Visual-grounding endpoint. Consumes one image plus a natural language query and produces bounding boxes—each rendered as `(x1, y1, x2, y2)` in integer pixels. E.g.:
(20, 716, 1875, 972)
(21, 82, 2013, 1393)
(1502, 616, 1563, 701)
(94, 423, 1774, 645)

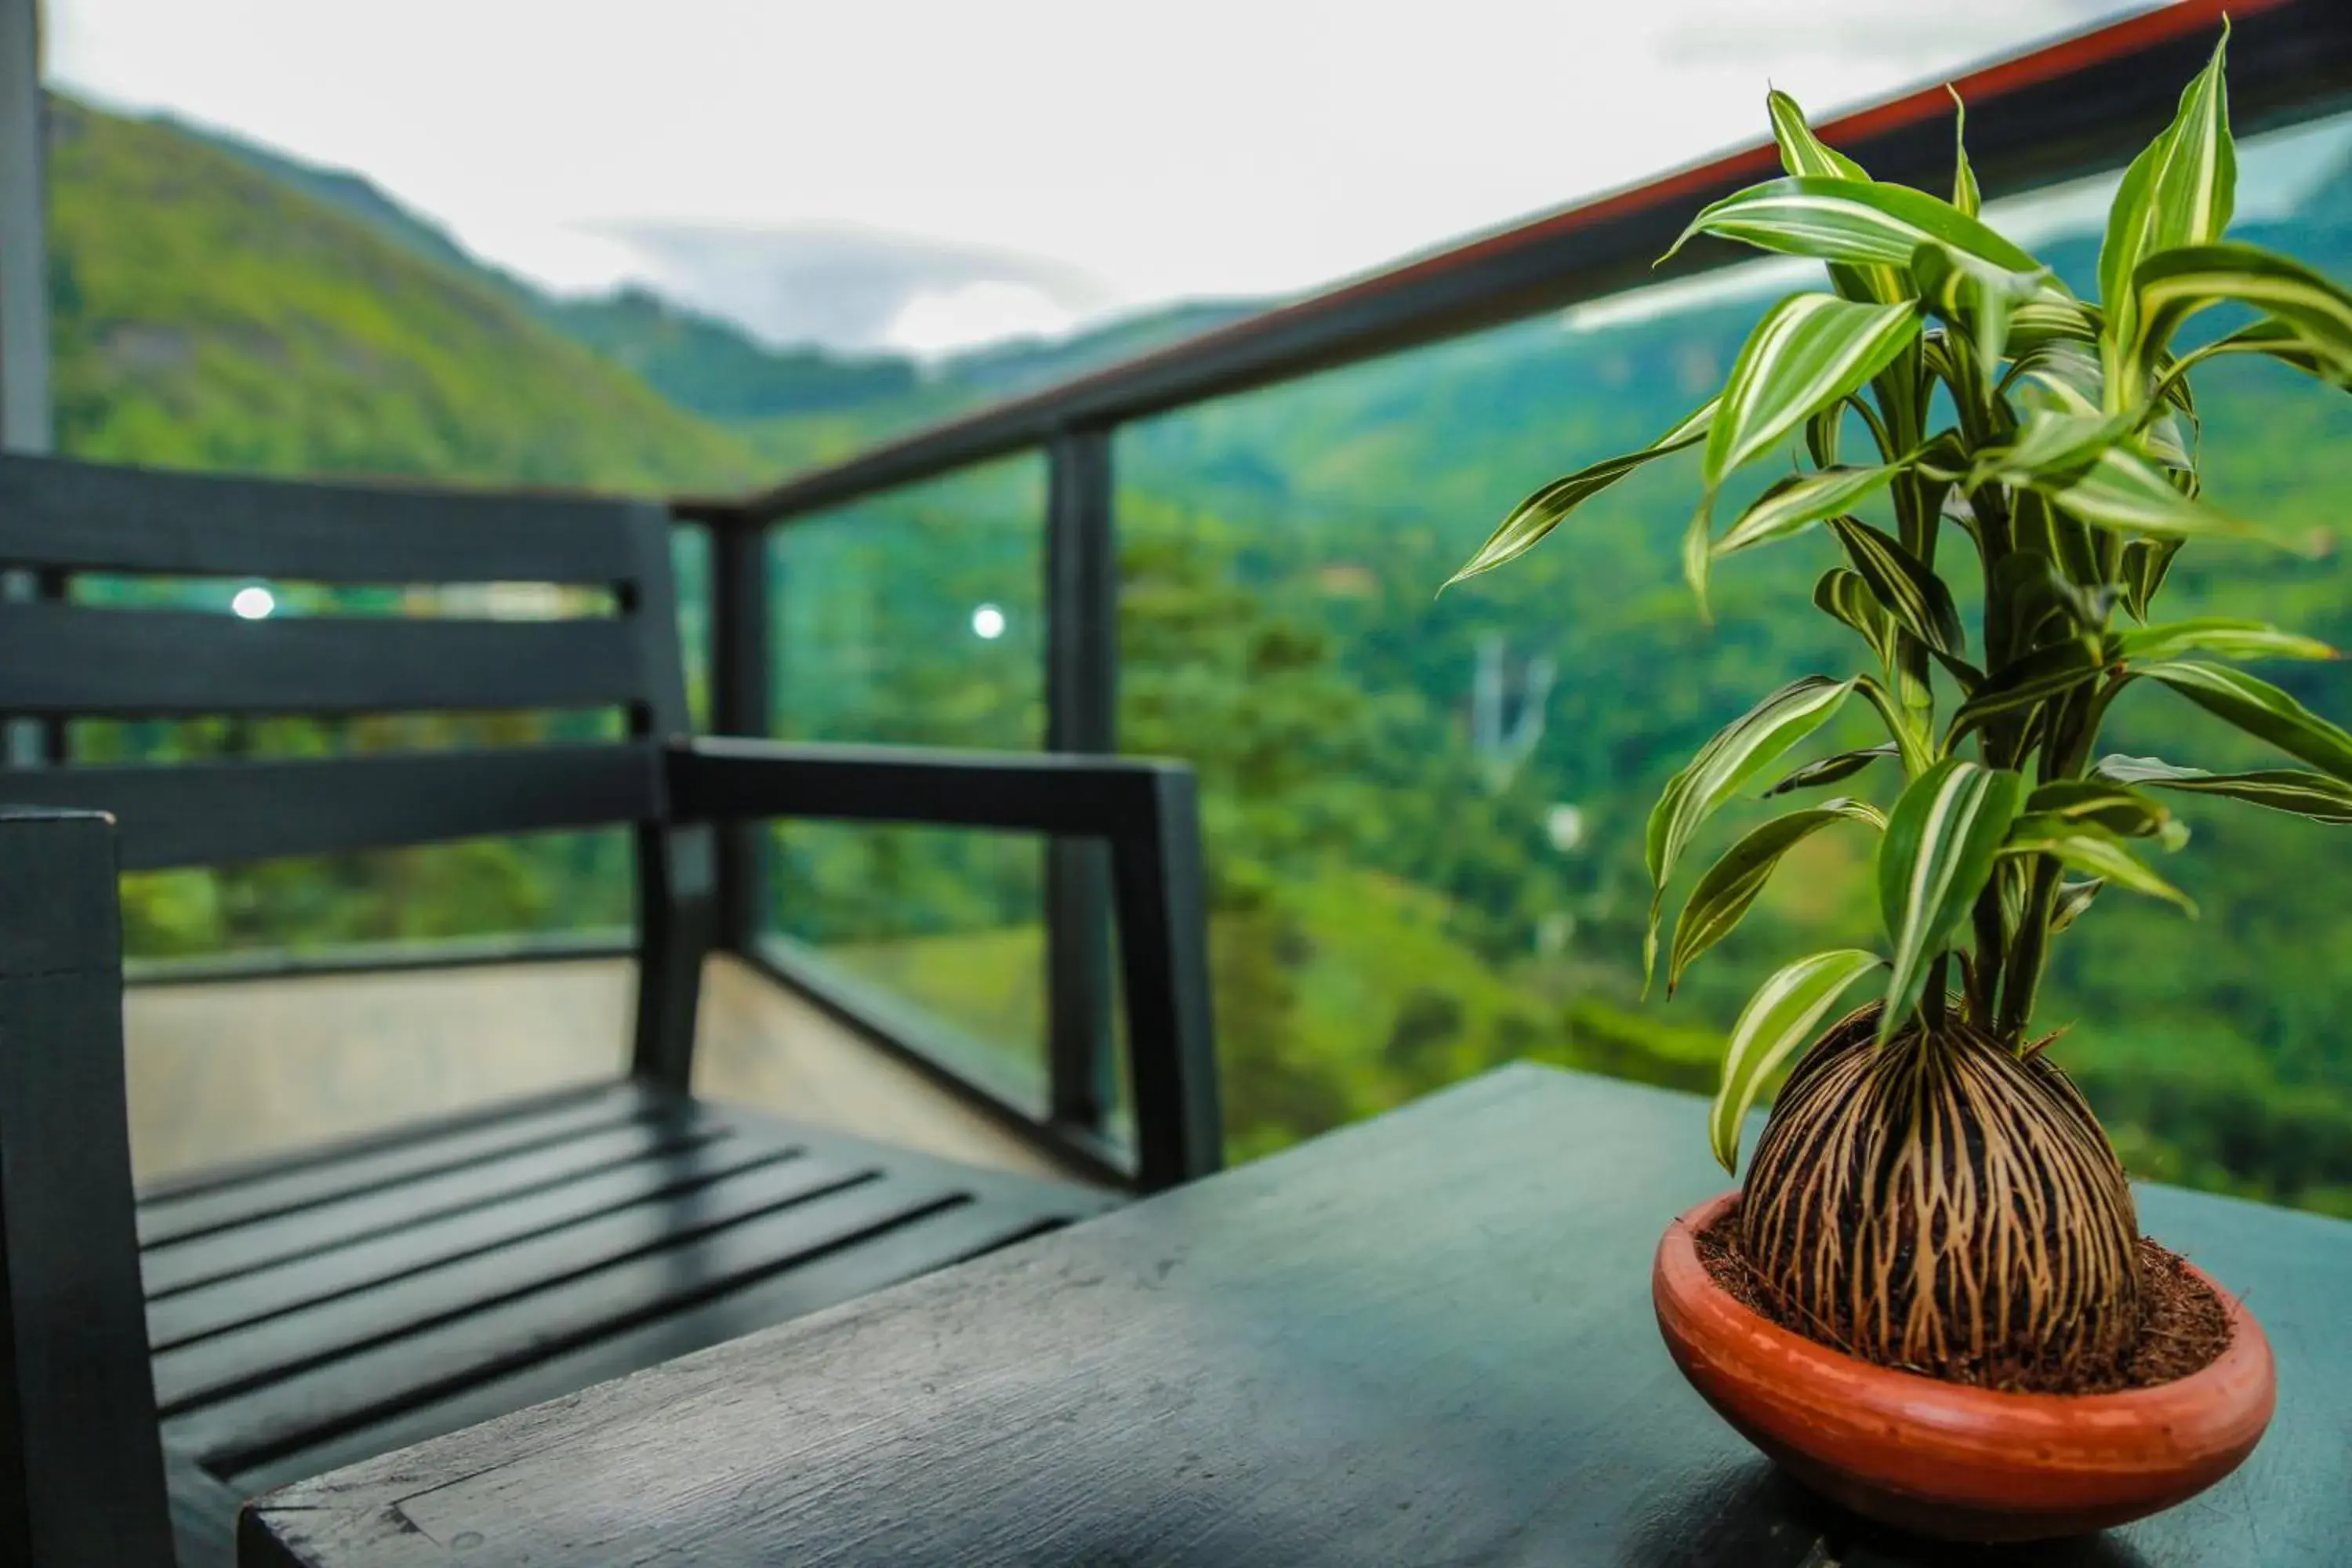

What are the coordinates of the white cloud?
(585, 222, 1107, 350)
(886, 281, 1080, 358)
(45, 0, 2181, 345)
(1651, 0, 2153, 71)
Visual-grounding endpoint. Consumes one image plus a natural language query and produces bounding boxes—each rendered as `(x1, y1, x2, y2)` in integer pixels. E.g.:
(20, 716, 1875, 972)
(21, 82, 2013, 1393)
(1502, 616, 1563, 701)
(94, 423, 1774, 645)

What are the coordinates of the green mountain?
(548, 288, 919, 420)
(162, 113, 530, 297)
(48, 96, 762, 491)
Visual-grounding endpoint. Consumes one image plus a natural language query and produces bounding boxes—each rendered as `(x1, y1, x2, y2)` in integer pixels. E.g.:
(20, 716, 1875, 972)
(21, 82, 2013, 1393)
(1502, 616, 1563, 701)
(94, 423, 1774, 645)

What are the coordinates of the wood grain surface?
(244, 1064, 2352, 1567)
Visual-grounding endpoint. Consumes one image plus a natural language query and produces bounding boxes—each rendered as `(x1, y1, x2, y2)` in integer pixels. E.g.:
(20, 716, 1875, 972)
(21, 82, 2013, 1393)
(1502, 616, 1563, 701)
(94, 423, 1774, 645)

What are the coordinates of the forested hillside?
(48, 100, 763, 489)
(46, 93, 2352, 1214)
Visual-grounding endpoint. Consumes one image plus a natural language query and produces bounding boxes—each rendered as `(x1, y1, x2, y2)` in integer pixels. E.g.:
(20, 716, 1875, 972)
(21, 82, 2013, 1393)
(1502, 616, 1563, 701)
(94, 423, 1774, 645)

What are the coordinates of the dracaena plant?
(1452, 32, 2352, 1388)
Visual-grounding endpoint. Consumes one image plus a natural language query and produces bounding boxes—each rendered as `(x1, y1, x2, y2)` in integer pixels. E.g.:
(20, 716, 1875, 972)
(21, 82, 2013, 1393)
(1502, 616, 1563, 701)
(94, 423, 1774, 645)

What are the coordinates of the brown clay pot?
(1652, 1190, 2276, 1543)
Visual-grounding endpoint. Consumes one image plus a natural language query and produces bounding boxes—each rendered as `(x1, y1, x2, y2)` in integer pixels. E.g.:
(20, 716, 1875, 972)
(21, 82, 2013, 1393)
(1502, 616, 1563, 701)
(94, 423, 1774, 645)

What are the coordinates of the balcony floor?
(124, 954, 1080, 1189)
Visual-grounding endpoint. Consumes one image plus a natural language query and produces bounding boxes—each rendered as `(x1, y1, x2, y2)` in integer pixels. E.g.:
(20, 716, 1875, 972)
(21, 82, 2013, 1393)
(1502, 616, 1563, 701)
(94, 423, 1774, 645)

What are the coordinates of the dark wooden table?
(243, 1065, 2350, 1567)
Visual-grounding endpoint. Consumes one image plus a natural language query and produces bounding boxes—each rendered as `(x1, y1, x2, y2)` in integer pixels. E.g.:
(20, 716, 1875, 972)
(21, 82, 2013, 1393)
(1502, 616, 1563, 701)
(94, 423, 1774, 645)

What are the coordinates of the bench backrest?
(0, 452, 712, 1083)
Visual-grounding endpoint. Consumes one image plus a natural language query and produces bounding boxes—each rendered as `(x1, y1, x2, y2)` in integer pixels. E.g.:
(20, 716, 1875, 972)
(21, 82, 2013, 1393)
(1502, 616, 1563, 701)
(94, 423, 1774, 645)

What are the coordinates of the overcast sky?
(46, 0, 2177, 353)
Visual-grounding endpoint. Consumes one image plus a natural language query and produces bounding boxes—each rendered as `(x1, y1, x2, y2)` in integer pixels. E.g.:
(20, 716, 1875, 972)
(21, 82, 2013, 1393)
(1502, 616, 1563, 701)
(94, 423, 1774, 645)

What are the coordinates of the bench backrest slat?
(0, 603, 649, 717)
(0, 452, 687, 866)
(0, 456, 641, 583)
(0, 744, 665, 870)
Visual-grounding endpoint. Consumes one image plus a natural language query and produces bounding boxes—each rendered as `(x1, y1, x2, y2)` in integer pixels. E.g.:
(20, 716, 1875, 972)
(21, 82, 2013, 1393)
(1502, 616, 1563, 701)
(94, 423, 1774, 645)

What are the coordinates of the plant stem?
(1995, 858, 2063, 1044)
(1969, 887, 2005, 1025)
(1925, 951, 1951, 1033)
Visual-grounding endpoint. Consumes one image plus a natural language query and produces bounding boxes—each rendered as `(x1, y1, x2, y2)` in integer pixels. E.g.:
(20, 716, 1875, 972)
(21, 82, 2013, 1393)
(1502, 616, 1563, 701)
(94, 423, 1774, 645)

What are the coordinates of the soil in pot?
(1697, 1202, 2231, 1392)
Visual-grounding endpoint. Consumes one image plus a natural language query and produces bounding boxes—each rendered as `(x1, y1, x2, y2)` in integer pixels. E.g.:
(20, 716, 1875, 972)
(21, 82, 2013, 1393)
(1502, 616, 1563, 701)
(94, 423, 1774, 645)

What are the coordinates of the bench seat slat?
(138, 1084, 666, 1247)
(151, 1137, 848, 1414)
(224, 1198, 1075, 1497)
(140, 1109, 725, 1300)
(163, 1165, 975, 1470)
(147, 1134, 793, 1353)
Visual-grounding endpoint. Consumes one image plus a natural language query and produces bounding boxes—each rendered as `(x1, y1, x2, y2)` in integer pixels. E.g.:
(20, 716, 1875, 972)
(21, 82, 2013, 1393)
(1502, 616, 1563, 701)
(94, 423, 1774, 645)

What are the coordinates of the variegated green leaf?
(2140, 412, 2195, 476)
(1709, 948, 1884, 1174)
(2025, 779, 2182, 846)
(2127, 241, 2352, 394)
(2001, 814, 2194, 913)
(2017, 368, 2105, 417)
(2119, 537, 2180, 622)
(1911, 427, 1969, 484)
(1768, 89, 1868, 181)
(1815, 568, 1901, 667)
(1667, 176, 2044, 276)
(2161, 318, 2352, 398)
(1987, 552, 2114, 660)
(1803, 402, 1842, 468)
(1446, 399, 1715, 586)
(1764, 90, 1904, 306)
(1950, 88, 1980, 217)
(2005, 339, 2106, 422)
(1947, 636, 2110, 739)
(1714, 465, 1901, 557)
(2031, 446, 2293, 549)
(2014, 336, 2216, 433)
(1668, 800, 1884, 994)
(2113, 618, 2339, 664)
(2009, 488, 2107, 590)
(1681, 500, 1716, 612)
(2095, 754, 2352, 823)
(2140, 661, 2352, 781)
(1827, 517, 1965, 656)
(1911, 240, 2045, 369)
(1704, 295, 1925, 489)
(1820, 562, 1945, 720)
(1994, 857, 2031, 943)
(1859, 676, 1940, 778)
(2051, 877, 2104, 933)
(1766, 742, 1899, 797)
(2009, 299, 2103, 353)
(1686, 295, 1924, 611)
(1972, 408, 2135, 489)
(2100, 25, 2234, 352)
(1876, 759, 2026, 1041)
(1643, 676, 1857, 982)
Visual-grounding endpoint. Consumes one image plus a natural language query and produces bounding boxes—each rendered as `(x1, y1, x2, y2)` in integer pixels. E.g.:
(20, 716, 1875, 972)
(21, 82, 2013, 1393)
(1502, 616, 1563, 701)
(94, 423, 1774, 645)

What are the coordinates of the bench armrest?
(0, 807, 176, 1565)
(663, 739, 1221, 1190)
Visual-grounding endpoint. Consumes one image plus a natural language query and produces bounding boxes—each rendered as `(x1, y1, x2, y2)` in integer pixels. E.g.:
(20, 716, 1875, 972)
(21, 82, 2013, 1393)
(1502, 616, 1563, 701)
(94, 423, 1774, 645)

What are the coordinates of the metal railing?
(677, 0, 2352, 1168)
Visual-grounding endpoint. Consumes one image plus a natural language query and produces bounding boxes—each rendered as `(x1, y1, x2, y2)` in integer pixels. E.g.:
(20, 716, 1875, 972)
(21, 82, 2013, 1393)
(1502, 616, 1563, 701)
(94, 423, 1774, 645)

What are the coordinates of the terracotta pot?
(1652, 1190, 2276, 1543)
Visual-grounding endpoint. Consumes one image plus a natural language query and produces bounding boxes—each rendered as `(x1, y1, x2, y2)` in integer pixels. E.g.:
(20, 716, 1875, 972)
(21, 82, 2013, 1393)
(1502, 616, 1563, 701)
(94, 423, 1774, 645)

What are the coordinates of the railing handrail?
(677, 0, 2351, 532)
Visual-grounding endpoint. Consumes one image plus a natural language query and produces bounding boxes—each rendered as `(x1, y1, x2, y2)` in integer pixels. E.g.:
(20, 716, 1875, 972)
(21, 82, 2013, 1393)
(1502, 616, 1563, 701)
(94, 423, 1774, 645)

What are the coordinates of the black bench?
(0, 453, 1221, 1568)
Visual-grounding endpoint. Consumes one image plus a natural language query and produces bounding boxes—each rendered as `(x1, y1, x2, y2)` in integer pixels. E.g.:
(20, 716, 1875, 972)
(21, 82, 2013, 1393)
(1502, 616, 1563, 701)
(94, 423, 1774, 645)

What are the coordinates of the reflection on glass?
(672, 524, 714, 731)
(763, 456, 1050, 1099)
(1116, 111, 2352, 1208)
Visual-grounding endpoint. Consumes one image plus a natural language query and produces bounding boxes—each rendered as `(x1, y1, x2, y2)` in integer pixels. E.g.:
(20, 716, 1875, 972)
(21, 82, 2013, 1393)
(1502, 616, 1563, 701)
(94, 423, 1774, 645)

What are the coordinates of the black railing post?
(708, 508, 772, 954)
(0, 0, 55, 770)
(1044, 426, 1118, 1138)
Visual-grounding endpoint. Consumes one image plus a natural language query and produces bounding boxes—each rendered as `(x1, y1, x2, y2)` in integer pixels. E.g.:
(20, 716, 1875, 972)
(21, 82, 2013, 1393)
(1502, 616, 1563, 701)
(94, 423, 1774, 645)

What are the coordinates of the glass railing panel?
(761, 453, 1051, 1106)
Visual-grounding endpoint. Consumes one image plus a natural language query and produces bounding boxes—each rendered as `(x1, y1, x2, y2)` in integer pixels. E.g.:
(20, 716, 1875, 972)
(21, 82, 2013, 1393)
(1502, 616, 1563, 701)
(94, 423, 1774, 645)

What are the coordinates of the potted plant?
(1450, 31, 2349, 1543)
